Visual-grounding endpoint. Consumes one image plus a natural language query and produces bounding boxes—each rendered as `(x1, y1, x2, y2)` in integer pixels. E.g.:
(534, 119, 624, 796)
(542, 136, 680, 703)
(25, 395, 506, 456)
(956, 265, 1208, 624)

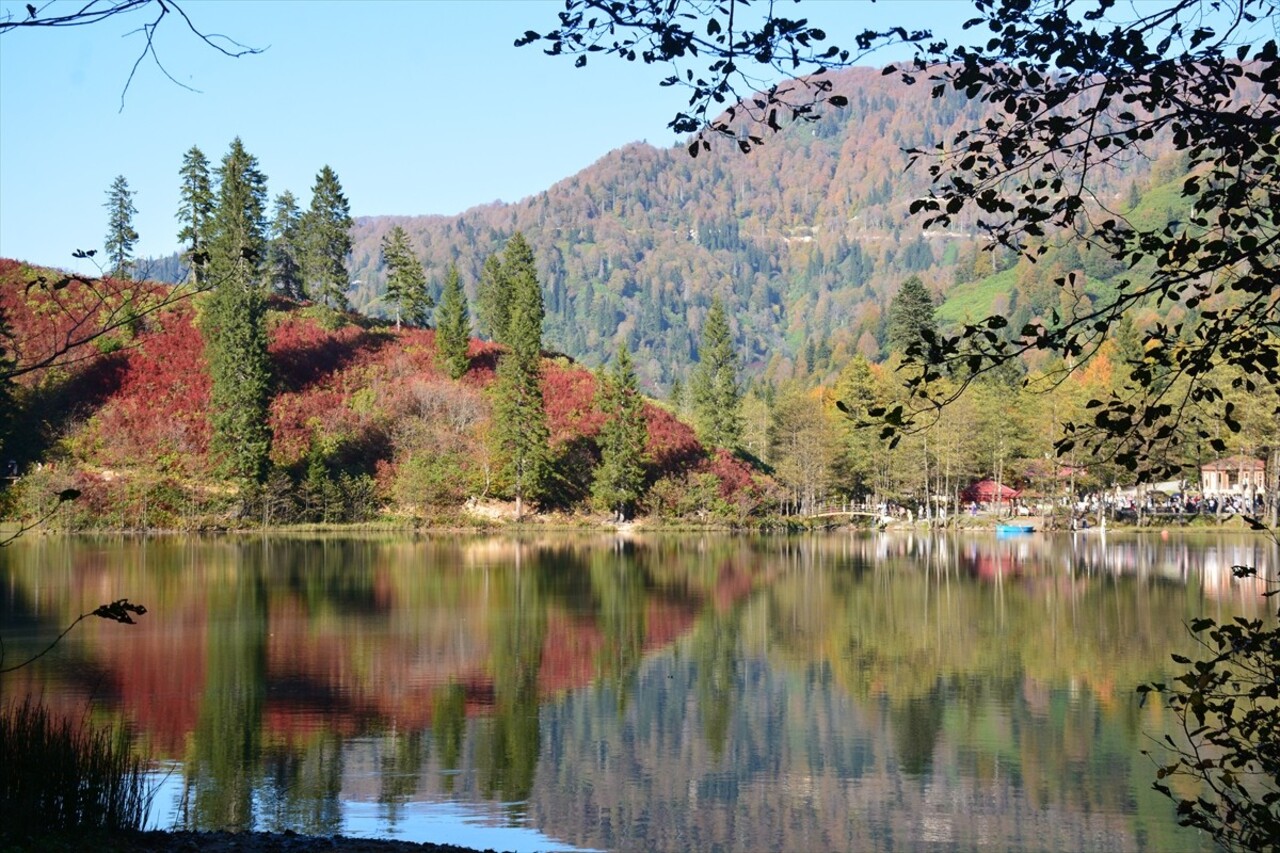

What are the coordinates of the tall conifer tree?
(690, 297, 742, 448)
(592, 345, 649, 520)
(176, 145, 214, 288)
(490, 235, 549, 519)
(476, 253, 510, 342)
(204, 137, 272, 487)
(268, 191, 305, 300)
(103, 175, 139, 280)
(886, 275, 938, 356)
(301, 165, 353, 310)
(380, 225, 432, 329)
(435, 264, 471, 379)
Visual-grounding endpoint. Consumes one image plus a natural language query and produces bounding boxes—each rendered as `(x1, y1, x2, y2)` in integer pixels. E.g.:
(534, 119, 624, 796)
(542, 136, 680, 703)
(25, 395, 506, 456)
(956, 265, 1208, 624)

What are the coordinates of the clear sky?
(0, 0, 974, 273)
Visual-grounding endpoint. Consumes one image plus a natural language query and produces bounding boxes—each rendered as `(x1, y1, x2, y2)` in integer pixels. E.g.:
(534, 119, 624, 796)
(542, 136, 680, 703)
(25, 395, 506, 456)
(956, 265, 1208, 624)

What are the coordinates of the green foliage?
(489, 235, 550, 517)
(1139, 565, 1280, 852)
(522, 0, 1280, 478)
(268, 190, 305, 300)
(886, 274, 937, 357)
(103, 175, 138, 280)
(645, 471, 733, 521)
(690, 297, 742, 449)
(207, 137, 268, 294)
(475, 253, 509, 342)
(591, 345, 649, 519)
(204, 137, 272, 488)
(394, 451, 479, 510)
(0, 696, 150, 834)
(176, 145, 214, 288)
(434, 264, 472, 379)
(380, 225, 432, 328)
(301, 165, 353, 311)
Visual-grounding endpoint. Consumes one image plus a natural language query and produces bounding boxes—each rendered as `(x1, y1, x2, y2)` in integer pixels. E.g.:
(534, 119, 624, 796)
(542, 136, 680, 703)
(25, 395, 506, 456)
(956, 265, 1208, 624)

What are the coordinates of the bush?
(0, 697, 151, 834)
(1139, 565, 1280, 852)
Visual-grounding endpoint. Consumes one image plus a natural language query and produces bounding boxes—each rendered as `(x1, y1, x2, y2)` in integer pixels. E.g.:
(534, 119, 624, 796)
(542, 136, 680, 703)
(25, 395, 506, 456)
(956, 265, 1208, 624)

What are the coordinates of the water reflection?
(0, 532, 1274, 851)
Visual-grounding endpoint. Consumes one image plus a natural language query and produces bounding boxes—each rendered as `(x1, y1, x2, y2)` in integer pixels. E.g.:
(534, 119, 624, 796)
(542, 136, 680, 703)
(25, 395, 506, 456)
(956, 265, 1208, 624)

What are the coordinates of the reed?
(0, 696, 151, 833)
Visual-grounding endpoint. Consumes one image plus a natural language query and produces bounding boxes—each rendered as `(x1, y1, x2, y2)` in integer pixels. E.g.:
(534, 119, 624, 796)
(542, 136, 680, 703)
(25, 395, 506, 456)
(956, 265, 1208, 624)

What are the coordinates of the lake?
(1, 531, 1275, 851)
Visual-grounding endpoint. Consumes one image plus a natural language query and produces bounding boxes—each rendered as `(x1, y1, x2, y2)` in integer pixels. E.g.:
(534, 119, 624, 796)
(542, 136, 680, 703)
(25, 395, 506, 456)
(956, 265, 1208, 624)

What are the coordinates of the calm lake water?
(1, 531, 1275, 851)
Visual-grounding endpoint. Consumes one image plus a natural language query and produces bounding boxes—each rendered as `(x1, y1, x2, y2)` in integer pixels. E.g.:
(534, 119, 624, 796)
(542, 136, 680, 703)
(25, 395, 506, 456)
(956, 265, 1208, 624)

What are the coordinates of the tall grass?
(0, 696, 151, 833)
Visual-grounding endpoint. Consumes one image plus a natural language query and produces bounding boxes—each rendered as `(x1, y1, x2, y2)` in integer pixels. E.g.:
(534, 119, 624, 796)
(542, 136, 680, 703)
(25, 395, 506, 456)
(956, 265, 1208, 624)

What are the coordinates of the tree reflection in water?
(0, 532, 1272, 850)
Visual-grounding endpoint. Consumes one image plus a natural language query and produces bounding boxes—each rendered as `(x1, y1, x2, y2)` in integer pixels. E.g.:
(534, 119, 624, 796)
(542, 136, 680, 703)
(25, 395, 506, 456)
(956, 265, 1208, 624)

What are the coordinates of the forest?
(0, 66, 1275, 530)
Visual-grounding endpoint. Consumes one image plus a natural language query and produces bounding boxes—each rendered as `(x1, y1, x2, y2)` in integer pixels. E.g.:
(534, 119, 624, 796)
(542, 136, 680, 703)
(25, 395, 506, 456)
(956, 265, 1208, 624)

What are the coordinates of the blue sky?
(0, 1, 974, 273)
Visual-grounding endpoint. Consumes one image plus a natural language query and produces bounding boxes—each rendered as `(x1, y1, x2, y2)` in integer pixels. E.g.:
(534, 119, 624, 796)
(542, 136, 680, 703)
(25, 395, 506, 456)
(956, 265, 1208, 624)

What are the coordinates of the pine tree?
(435, 264, 471, 379)
(103, 175, 139, 280)
(268, 191, 305, 300)
(886, 274, 938, 356)
(301, 165, 353, 311)
(204, 137, 272, 487)
(176, 145, 214, 288)
(690, 297, 743, 448)
(592, 345, 649, 520)
(489, 235, 549, 519)
(380, 225, 432, 329)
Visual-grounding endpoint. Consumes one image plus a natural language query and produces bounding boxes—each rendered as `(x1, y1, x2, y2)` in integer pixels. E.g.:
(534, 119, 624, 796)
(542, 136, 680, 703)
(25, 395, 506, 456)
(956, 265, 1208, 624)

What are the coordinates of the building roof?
(1201, 455, 1266, 472)
(960, 479, 1021, 501)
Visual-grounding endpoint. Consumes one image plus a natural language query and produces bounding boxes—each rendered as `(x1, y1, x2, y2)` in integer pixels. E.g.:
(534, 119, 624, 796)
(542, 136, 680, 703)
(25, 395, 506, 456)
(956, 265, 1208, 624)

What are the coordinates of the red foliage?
(543, 363, 605, 446)
(643, 404, 703, 474)
(0, 259, 172, 384)
(269, 315, 395, 393)
(75, 306, 212, 471)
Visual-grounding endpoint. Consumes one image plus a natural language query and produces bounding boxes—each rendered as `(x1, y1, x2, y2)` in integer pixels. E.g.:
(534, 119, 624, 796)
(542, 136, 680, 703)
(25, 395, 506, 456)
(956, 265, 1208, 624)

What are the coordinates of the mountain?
(345, 66, 1174, 391)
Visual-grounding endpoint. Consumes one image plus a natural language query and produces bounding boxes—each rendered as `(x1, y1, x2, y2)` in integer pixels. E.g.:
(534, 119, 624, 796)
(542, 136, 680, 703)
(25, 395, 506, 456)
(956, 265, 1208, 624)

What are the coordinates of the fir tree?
(500, 233, 541, 341)
(477, 232, 540, 345)
(489, 235, 549, 519)
(690, 297, 742, 448)
(103, 174, 139, 280)
(204, 137, 272, 487)
(592, 345, 649, 520)
(886, 275, 938, 356)
(476, 253, 510, 342)
(268, 191, 305, 300)
(207, 137, 268, 293)
(301, 165, 353, 311)
(176, 145, 214, 288)
(435, 264, 471, 379)
(380, 225, 432, 329)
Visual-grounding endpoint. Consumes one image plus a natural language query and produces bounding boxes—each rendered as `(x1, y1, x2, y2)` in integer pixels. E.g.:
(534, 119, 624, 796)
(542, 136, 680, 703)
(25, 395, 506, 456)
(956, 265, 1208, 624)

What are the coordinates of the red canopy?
(961, 479, 1021, 503)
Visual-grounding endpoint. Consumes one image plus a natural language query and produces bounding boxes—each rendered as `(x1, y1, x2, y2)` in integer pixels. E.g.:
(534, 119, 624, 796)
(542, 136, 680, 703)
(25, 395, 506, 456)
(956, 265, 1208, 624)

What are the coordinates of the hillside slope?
(344, 66, 1174, 389)
(1, 260, 768, 529)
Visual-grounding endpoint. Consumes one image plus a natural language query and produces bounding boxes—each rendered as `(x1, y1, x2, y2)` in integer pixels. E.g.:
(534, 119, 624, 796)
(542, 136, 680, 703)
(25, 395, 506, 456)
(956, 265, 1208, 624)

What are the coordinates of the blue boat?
(996, 523, 1036, 535)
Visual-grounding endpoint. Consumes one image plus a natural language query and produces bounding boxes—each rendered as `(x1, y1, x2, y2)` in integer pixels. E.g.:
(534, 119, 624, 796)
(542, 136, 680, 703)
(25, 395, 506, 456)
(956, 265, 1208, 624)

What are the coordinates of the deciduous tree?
(524, 0, 1280, 476)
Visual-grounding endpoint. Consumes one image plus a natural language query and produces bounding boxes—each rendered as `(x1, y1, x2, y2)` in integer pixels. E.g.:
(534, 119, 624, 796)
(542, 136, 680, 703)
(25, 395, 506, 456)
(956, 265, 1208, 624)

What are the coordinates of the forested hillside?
(343, 66, 1176, 390)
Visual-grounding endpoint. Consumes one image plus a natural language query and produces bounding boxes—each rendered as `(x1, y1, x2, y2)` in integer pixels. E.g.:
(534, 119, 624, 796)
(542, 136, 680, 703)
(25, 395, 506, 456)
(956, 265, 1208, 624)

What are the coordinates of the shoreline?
(2, 829, 502, 853)
(0, 511, 1268, 538)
